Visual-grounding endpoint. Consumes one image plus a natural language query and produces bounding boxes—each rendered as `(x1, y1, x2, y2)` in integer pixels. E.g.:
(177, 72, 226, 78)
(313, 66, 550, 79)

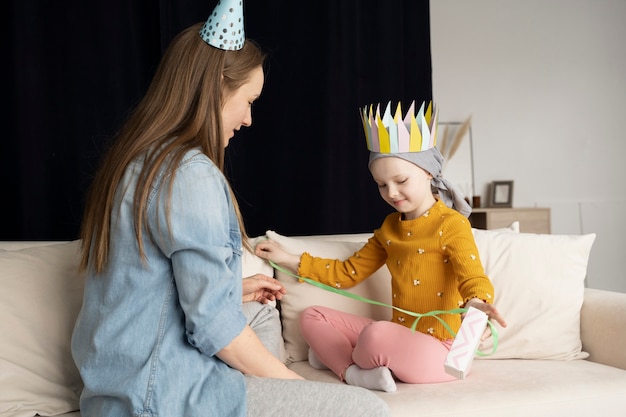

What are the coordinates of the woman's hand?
(464, 298, 507, 340)
(254, 239, 301, 272)
(242, 274, 287, 304)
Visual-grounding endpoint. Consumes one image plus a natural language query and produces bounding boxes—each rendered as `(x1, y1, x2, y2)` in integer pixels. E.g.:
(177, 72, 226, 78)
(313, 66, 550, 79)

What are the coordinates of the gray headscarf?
(368, 147, 472, 217)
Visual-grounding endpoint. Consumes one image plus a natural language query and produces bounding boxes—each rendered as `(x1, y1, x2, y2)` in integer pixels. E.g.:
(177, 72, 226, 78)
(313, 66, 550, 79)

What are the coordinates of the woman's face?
(221, 66, 264, 147)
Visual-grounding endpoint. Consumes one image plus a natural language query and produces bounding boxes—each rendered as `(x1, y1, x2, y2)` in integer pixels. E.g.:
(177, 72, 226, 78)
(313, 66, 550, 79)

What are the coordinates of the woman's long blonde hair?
(80, 23, 266, 273)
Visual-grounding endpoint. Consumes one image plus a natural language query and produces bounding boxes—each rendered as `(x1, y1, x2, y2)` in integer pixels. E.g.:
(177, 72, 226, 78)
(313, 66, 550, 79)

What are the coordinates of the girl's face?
(369, 156, 436, 220)
(221, 66, 264, 147)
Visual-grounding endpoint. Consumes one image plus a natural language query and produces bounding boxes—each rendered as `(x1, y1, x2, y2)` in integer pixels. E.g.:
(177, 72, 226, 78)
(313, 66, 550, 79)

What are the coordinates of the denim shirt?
(71, 149, 248, 417)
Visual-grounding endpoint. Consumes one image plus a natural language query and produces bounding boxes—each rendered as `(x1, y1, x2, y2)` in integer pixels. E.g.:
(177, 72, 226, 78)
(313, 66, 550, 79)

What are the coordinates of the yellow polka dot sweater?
(298, 200, 494, 341)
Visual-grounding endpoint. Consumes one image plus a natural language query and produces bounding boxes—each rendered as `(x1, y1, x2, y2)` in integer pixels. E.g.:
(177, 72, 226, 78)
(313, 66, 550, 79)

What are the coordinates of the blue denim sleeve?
(148, 152, 246, 356)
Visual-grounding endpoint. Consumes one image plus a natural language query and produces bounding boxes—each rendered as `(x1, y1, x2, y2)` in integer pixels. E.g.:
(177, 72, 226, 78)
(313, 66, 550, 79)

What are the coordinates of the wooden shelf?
(469, 207, 551, 234)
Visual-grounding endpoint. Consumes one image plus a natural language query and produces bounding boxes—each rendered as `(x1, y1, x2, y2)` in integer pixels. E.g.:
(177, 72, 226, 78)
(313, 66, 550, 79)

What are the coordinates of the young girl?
(255, 101, 507, 392)
(70, 2, 390, 416)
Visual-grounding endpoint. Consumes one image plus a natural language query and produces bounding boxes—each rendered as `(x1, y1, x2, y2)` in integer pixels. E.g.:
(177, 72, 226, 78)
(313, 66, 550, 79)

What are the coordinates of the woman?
(71, 15, 389, 417)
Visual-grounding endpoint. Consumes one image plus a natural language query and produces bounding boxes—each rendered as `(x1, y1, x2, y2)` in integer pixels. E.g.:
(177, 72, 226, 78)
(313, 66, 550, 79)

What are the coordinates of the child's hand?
(254, 239, 301, 272)
(464, 298, 507, 340)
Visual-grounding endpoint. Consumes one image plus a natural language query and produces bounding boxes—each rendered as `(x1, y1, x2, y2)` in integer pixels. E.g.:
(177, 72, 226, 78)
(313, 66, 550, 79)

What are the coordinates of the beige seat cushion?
(288, 358, 626, 417)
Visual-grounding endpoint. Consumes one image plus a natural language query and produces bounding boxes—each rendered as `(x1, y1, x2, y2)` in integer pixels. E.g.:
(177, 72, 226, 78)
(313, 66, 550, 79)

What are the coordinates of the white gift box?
(444, 306, 488, 379)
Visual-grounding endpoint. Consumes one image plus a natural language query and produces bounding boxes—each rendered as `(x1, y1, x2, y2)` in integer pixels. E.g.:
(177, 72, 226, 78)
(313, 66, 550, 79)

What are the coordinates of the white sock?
(308, 348, 329, 370)
(344, 364, 397, 392)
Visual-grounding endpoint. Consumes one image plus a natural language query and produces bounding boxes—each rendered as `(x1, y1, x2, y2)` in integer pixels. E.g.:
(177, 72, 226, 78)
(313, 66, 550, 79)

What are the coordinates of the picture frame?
(489, 181, 514, 208)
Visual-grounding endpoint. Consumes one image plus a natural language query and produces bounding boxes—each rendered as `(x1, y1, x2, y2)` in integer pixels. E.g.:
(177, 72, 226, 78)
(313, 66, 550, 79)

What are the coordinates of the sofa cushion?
(265, 225, 595, 363)
(287, 358, 626, 416)
(242, 237, 275, 279)
(473, 229, 596, 360)
(265, 231, 392, 362)
(0, 241, 84, 417)
(0, 238, 282, 417)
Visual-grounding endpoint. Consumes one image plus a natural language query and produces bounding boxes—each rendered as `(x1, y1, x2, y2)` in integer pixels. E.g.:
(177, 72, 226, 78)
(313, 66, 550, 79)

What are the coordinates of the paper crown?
(200, 0, 245, 51)
(360, 100, 439, 153)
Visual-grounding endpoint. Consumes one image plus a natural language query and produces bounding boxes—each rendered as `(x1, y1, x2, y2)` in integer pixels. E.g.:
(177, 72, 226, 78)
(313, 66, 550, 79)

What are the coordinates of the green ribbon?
(270, 260, 498, 356)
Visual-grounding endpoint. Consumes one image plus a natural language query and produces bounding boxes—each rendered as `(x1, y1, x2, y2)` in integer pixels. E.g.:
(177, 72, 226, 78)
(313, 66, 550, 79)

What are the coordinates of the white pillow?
(264, 224, 595, 362)
(266, 226, 518, 363)
(0, 241, 84, 417)
(474, 229, 596, 360)
(242, 236, 275, 279)
(264, 230, 392, 362)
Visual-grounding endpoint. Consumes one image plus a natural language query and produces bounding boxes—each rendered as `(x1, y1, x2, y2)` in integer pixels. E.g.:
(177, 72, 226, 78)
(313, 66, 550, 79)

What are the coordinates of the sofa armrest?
(580, 288, 626, 370)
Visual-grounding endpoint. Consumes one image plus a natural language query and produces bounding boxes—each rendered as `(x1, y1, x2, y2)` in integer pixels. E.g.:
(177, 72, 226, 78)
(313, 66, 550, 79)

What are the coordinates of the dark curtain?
(4, 0, 432, 240)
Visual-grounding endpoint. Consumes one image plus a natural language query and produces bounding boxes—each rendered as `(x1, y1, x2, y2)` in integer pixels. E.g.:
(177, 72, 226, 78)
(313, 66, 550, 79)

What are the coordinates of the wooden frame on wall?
(438, 120, 475, 202)
(489, 181, 514, 208)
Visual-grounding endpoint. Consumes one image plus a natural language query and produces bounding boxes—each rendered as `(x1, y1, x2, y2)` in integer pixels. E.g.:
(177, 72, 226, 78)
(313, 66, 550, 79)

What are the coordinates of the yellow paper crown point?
(360, 100, 438, 153)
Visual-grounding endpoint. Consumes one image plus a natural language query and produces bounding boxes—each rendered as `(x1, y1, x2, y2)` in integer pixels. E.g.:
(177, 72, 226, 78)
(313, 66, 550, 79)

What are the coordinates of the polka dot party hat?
(200, 0, 244, 51)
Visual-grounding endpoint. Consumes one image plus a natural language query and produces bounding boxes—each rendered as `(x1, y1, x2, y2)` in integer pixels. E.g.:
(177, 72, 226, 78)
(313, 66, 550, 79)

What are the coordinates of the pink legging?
(299, 305, 457, 384)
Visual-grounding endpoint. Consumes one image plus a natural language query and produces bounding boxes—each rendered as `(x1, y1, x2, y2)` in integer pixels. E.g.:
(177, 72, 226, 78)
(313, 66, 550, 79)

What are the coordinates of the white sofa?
(2, 224, 626, 417)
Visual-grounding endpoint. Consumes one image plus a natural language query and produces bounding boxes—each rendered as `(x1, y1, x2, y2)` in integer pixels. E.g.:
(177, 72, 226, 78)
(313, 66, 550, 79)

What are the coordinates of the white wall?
(430, 0, 626, 292)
